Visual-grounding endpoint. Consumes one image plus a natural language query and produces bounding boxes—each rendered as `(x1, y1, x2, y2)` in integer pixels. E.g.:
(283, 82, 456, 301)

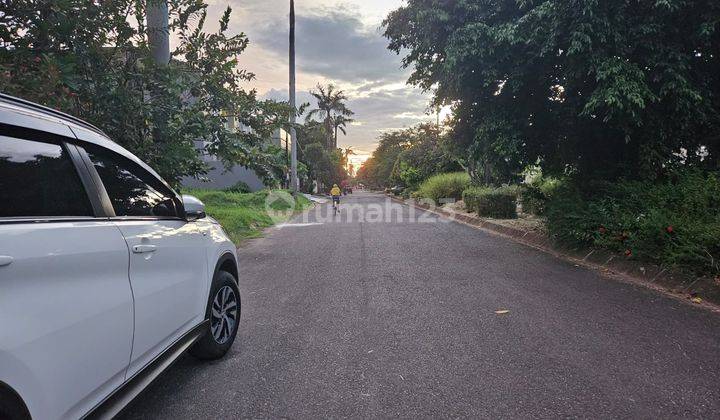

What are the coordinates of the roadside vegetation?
(184, 189, 312, 243)
(2, 0, 352, 250)
(290, 83, 354, 194)
(416, 172, 470, 204)
(0, 1, 293, 186)
(356, 0, 720, 278)
(463, 186, 519, 219)
(0, 2, 352, 195)
(546, 171, 720, 276)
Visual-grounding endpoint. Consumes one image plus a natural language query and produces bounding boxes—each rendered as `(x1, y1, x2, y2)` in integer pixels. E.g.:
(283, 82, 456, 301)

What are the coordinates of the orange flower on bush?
(666, 226, 674, 234)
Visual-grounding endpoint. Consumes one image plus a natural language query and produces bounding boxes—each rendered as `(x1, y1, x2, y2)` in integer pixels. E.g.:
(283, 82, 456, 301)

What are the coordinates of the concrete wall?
(182, 161, 266, 191)
(182, 128, 291, 192)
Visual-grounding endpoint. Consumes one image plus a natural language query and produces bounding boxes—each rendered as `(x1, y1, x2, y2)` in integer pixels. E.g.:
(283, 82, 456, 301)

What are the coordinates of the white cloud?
(197, 1, 430, 151)
(252, 8, 410, 85)
(392, 112, 431, 120)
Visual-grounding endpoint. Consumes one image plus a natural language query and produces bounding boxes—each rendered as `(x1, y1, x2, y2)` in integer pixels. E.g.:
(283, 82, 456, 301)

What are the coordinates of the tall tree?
(306, 83, 353, 149)
(384, 0, 720, 183)
(356, 124, 460, 189)
(296, 121, 348, 191)
(342, 147, 356, 161)
(392, 123, 460, 187)
(341, 146, 355, 176)
(333, 114, 355, 147)
(356, 130, 407, 188)
(0, 0, 292, 186)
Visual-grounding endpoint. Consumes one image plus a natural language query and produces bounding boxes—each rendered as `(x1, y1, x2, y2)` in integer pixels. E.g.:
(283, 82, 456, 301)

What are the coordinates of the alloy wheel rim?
(211, 286, 238, 345)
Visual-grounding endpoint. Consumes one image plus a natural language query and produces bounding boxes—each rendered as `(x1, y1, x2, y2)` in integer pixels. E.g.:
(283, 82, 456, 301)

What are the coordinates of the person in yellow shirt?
(330, 184, 342, 210)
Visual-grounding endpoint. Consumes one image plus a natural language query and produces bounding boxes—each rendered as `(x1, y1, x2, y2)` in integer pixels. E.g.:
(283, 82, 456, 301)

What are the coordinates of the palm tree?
(342, 146, 356, 175)
(342, 147, 356, 161)
(306, 84, 353, 149)
(332, 114, 355, 147)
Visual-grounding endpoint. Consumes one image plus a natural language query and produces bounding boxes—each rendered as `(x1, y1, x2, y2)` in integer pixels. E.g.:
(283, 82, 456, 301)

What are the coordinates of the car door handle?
(132, 245, 157, 254)
(0, 256, 13, 267)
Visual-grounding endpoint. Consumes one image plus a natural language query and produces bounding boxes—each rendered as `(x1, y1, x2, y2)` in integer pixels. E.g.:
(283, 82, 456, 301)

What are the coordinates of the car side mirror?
(182, 195, 206, 221)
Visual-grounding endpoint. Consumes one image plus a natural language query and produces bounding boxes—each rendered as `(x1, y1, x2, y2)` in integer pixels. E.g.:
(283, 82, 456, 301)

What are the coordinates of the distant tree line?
(356, 123, 460, 189)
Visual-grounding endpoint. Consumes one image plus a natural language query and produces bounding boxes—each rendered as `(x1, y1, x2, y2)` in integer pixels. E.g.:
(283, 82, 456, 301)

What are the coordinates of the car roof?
(0, 93, 106, 136)
(0, 93, 174, 193)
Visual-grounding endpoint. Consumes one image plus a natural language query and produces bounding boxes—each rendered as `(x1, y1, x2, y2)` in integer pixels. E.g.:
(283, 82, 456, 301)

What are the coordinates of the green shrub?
(546, 170, 720, 275)
(223, 181, 251, 194)
(521, 176, 561, 215)
(398, 162, 423, 190)
(462, 186, 482, 211)
(463, 186, 518, 218)
(417, 172, 470, 204)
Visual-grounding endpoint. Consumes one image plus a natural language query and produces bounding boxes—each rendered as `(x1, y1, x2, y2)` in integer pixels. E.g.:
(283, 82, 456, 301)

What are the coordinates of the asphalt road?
(120, 191, 720, 419)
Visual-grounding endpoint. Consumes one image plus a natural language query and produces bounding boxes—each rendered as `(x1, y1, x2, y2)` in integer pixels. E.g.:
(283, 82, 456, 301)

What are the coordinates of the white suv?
(0, 94, 241, 419)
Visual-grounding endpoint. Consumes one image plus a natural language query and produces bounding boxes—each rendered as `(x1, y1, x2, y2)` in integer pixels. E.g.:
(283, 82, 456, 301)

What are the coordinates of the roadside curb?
(388, 194, 720, 311)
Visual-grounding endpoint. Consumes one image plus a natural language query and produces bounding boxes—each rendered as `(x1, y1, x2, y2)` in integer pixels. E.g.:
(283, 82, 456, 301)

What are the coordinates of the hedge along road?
(120, 190, 720, 419)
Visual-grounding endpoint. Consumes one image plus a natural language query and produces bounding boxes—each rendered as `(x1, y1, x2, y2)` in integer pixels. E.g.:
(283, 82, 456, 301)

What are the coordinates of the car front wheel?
(190, 271, 241, 360)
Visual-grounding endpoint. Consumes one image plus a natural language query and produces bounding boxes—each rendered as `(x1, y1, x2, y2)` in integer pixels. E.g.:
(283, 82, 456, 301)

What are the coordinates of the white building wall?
(181, 127, 290, 192)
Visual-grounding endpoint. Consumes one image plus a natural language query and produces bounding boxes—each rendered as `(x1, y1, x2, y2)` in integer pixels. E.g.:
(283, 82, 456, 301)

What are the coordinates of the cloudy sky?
(198, 0, 438, 167)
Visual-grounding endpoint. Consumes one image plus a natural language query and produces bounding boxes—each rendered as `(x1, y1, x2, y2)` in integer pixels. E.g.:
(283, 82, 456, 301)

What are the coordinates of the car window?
(83, 144, 180, 218)
(0, 136, 93, 218)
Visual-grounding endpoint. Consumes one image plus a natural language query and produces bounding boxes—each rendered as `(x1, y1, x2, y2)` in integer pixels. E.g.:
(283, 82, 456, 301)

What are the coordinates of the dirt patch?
(443, 201, 547, 235)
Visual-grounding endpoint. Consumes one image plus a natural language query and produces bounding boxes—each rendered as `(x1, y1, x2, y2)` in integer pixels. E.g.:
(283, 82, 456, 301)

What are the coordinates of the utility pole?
(147, 0, 170, 66)
(289, 0, 299, 194)
(147, 0, 170, 143)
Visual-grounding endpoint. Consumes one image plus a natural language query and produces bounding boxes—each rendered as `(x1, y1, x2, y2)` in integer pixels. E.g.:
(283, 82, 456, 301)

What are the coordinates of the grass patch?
(183, 189, 312, 243)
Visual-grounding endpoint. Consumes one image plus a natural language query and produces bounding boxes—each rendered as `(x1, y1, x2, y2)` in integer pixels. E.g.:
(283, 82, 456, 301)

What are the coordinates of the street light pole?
(289, 0, 298, 194)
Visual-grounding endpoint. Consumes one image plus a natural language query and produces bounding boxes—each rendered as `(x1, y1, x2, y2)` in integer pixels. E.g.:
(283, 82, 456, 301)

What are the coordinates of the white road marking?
(275, 222, 324, 228)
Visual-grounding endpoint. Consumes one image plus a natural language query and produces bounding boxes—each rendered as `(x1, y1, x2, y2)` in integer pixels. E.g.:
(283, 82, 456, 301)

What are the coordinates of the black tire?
(0, 388, 30, 420)
(190, 271, 241, 360)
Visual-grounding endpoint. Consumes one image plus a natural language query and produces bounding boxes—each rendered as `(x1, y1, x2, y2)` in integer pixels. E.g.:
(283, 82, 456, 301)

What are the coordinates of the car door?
(0, 133, 133, 420)
(77, 142, 210, 377)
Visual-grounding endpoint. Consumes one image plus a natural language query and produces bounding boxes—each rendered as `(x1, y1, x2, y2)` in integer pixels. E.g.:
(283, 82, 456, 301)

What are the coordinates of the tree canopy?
(356, 123, 459, 189)
(0, 0, 292, 186)
(296, 120, 348, 191)
(306, 83, 354, 149)
(383, 0, 720, 183)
